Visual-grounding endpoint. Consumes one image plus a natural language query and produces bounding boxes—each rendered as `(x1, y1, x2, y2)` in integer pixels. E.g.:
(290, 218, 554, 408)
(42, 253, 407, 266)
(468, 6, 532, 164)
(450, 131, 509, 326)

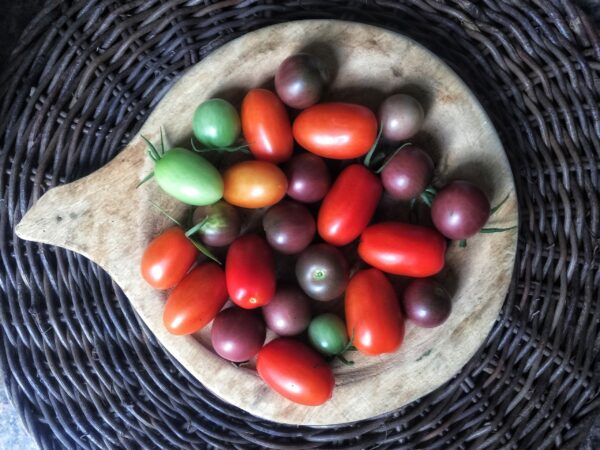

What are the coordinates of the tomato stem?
(136, 171, 154, 188)
(150, 201, 185, 227)
(191, 138, 250, 154)
(490, 193, 510, 214)
(459, 239, 467, 248)
(185, 217, 209, 238)
(479, 226, 517, 233)
(336, 354, 354, 366)
(363, 126, 383, 169)
(374, 142, 412, 174)
(141, 135, 161, 161)
(188, 236, 222, 265)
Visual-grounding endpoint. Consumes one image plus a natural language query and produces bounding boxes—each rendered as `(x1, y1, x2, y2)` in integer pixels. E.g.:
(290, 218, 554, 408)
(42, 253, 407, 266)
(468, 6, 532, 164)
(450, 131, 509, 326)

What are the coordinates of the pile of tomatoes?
(140, 53, 505, 406)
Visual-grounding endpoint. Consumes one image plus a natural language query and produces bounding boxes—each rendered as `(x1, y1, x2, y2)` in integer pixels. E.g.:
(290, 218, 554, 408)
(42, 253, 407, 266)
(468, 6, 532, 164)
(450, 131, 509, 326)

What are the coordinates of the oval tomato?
(257, 338, 334, 406)
(345, 268, 404, 355)
(242, 88, 293, 163)
(293, 103, 378, 159)
(163, 263, 228, 335)
(358, 222, 447, 277)
(223, 160, 288, 208)
(318, 164, 382, 246)
(141, 227, 198, 289)
(226, 234, 276, 308)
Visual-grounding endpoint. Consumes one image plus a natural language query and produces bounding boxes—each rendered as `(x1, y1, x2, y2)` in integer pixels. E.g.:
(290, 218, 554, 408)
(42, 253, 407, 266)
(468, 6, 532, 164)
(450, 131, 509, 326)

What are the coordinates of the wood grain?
(15, 20, 518, 425)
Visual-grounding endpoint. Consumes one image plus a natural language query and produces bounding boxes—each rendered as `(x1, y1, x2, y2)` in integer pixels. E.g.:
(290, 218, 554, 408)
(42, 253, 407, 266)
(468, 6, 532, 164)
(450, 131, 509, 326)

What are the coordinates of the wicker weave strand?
(1, 1, 599, 449)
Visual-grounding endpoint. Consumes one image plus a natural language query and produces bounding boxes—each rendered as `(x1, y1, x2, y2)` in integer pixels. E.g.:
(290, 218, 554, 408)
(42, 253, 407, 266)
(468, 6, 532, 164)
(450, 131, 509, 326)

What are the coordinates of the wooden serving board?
(15, 20, 518, 426)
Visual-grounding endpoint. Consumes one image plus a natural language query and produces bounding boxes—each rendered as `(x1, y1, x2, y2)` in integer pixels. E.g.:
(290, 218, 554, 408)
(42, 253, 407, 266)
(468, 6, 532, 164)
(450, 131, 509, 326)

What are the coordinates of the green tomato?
(193, 98, 241, 148)
(154, 148, 223, 205)
(308, 313, 349, 356)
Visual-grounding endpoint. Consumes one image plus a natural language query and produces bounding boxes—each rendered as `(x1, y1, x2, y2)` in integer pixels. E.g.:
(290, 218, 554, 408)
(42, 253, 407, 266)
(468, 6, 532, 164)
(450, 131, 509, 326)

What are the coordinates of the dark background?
(0, 1, 598, 448)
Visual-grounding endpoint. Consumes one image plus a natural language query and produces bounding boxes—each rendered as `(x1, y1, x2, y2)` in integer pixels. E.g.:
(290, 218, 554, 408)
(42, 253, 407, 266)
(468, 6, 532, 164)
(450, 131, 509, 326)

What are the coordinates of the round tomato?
(358, 222, 447, 277)
(163, 263, 228, 335)
(256, 338, 335, 406)
(141, 227, 198, 289)
(242, 88, 293, 163)
(226, 234, 276, 308)
(345, 268, 404, 355)
(318, 164, 382, 246)
(223, 160, 288, 208)
(292, 102, 378, 159)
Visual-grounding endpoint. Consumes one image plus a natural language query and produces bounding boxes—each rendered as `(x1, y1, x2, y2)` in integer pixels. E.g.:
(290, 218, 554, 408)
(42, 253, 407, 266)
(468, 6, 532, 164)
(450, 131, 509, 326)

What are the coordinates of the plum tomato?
(358, 222, 446, 277)
(241, 88, 293, 163)
(256, 338, 335, 406)
(226, 234, 276, 309)
(163, 263, 228, 335)
(345, 268, 405, 355)
(223, 160, 288, 208)
(141, 227, 198, 289)
(318, 164, 382, 246)
(293, 103, 378, 159)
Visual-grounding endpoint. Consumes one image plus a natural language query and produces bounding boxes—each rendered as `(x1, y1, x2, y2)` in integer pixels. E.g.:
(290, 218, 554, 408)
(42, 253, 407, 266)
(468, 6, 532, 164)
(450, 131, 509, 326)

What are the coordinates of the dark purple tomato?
(262, 286, 312, 336)
(295, 244, 349, 301)
(431, 180, 490, 240)
(211, 307, 266, 362)
(284, 153, 331, 203)
(262, 201, 316, 254)
(275, 53, 329, 109)
(402, 279, 451, 328)
(381, 145, 434, 200)
(379, 94, 424, 142)
(193, 200, 241, 247)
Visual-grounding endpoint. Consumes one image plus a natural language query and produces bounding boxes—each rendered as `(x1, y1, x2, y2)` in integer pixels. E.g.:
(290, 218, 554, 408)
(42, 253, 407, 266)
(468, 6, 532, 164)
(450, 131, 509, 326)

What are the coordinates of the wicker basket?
(1, 1, 599, 449)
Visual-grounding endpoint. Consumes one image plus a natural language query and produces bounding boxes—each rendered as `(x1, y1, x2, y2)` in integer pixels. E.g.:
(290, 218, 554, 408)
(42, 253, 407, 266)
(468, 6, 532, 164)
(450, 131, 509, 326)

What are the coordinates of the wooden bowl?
(16, 20, 518, 426)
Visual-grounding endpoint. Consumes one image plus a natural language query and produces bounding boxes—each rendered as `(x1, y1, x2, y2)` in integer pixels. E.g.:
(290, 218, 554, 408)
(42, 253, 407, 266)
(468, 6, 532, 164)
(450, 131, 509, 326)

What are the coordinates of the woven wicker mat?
(1, 1, 599, 449)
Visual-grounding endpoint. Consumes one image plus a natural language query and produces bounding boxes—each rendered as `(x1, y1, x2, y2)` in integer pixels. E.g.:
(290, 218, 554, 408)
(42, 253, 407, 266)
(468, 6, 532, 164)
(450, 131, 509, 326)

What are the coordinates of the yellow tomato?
(223, 160, 288, 208)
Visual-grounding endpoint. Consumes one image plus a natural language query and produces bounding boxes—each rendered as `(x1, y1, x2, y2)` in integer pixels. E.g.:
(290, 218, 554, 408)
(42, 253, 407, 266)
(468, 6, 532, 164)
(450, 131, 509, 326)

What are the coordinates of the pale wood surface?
(15, 20, 518, 425)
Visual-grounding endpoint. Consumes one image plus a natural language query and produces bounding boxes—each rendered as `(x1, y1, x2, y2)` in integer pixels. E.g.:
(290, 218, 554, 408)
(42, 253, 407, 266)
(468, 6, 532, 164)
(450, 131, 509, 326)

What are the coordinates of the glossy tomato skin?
(141, 227, 198, 289)
(226, 234, 276, 309)
(256, 338, 335, 406)
(293, 103, 378, 159)
(345, 269, 404, 355)
(359, 222, 447, 277)
(163, 263, 228, 335)
(242, 89, 293, 163)
(318, 164, 382, 246)
(223, 160, 288, 208)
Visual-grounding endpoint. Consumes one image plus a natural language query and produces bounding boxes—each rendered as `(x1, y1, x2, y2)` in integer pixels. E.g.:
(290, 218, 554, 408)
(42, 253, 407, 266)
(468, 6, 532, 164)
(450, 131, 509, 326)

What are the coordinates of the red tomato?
(293, 103, 378, 159)
(141, 227, 197, 289)
(226, 234, 276, 308)
(257, 338, 334, 406)
(318, 164, 382, 246)
(359, 222, 447, 277)
(242, 88, 293, 163)
(345, 269, 405, 355)
(163, 263, 227, 335)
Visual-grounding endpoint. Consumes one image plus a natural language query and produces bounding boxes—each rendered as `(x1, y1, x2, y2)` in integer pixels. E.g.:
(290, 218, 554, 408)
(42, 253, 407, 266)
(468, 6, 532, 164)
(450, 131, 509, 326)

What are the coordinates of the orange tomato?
(163, 263, 228, 335)
(223, 160, 288, 208)
(141, 227, 197, 289)
(293, 102, 378, 159)
(242, 89, 293, 163)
